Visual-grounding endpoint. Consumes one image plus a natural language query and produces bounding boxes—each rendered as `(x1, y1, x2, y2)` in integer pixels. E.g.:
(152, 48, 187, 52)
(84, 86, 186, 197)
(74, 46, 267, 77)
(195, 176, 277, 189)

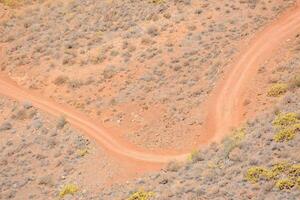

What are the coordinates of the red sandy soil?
(0, 1, 300, 167)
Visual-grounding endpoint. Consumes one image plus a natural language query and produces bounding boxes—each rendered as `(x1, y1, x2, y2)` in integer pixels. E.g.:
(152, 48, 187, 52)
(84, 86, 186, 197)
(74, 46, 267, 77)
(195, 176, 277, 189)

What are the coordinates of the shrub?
(59, 184, 79, 198)
(57, 116, 67, 129)
(272, 112, 300, 142)
(274, 126, 298, 142)
(149, 0, 164, 4)
(127, 190, 154, 200)
(289, 164, 300, 177)
(246, 162, 300, 188)
(223, 128, 245, 158)
(245, 167, 272, 183)
(166, 161, 181, 172)
(289, 74, 300, 89)
(275, 179, 295, 190)
(187, 150, 201, 162)
(271, 162, 289, 175)
(77, 148, 89, 157)
(272, 113, 299, 128)
(53, 75, 69, 85)
(267, 83, 288, 97)
(297, 177, 300, 188)
(0, 0, 18, 7)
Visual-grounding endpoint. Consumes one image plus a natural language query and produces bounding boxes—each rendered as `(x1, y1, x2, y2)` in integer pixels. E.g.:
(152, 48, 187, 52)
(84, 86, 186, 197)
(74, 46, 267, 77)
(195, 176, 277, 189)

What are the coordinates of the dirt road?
(0, 2, 300, 163)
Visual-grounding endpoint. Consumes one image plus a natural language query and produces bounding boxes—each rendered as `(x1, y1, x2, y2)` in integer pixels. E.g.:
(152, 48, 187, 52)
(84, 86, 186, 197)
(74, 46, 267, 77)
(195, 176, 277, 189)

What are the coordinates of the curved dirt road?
(205, 2, 300, 141)
(1, 3, 300, 163)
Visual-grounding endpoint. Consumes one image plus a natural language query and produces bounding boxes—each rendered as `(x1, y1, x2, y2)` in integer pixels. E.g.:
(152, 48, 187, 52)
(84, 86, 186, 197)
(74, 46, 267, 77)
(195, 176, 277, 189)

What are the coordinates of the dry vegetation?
(1, 0, 300, 199)
(99, 27, 300, 200)
(0, 96, 139, 199)
(0, 0, 296, 151)
(100, 86, 300, 200)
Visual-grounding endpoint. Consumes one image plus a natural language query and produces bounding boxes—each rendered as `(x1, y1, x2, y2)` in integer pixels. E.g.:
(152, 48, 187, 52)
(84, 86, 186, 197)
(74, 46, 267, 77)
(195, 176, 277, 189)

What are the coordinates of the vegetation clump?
(272, 113, 299, 128)
(187, 150, 201, 162)
(0, 0, 18, 7)
(274, 127, 298, 142)
(77, 148, 89, 157)
(127, 190, 154, 200)
(59, 184, 79, 198)
(223, 128, 245, 158)
(272, 112, 300, 142)
(267, 83, 288, 97)
(246, 162, 300, 190)
(275, 179, 295, 190)
(289, 74, 300, 89)
(245, 166, 274, 183)
(149, 0, 165, 4)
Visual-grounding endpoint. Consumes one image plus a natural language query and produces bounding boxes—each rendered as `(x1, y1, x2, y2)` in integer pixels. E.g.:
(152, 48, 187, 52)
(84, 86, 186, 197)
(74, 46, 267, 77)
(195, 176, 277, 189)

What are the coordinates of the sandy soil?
(0, 96, 161, 199)
(0, 0, 296, 151)
(0, 0, 300, 199)
(0, 1, 300, 164)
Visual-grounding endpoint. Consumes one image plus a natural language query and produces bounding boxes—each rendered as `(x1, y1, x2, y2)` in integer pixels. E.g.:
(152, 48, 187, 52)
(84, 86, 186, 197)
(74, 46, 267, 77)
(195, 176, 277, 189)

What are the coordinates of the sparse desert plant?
(245, 166, 274, 183)
(166, 161, 181, 172)
(127, 189, 154, 200)
(11, 109, 27, 120)
(245, 163, 288, 183)
(288, 74, 300, 89)
(272, 112, 299, 128)
(223, 128, 245, 158)
(68, 79, 83, 89)
(246, 162, 300, 189)
(77, 148, 89, 157)
(275, 179, 295, 190)
(0, 121, 12, 131)
(267, 83, 288, 97)
(0, 0, 19, 7)
(57, 116, 67, 129)
(289, 164, 300, 177)
(53, 75, 69, 85)
(187, 149, 201, 163)
(272, 112, 300, 142)
(149, 0, 164, 4)
(59, 184, 79, 198)
(274, 126, 299, 142)
(147, 26, 159, 37)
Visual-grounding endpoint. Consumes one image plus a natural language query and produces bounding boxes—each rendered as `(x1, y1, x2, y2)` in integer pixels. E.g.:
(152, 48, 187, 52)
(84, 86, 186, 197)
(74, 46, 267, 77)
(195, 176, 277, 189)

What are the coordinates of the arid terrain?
(0, 0, 299, 199)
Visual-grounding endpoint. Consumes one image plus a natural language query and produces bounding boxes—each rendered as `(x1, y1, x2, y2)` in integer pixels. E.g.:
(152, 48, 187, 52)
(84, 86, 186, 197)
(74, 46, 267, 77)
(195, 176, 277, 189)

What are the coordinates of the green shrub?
(267, 83, 288, 97)
(59, 184, 79, 198)
(127, 190, 154, 200)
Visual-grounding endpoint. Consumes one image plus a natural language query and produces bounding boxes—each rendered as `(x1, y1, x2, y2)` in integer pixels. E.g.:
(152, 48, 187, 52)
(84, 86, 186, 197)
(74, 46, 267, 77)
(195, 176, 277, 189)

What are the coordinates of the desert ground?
(0, 0, 300, 199)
